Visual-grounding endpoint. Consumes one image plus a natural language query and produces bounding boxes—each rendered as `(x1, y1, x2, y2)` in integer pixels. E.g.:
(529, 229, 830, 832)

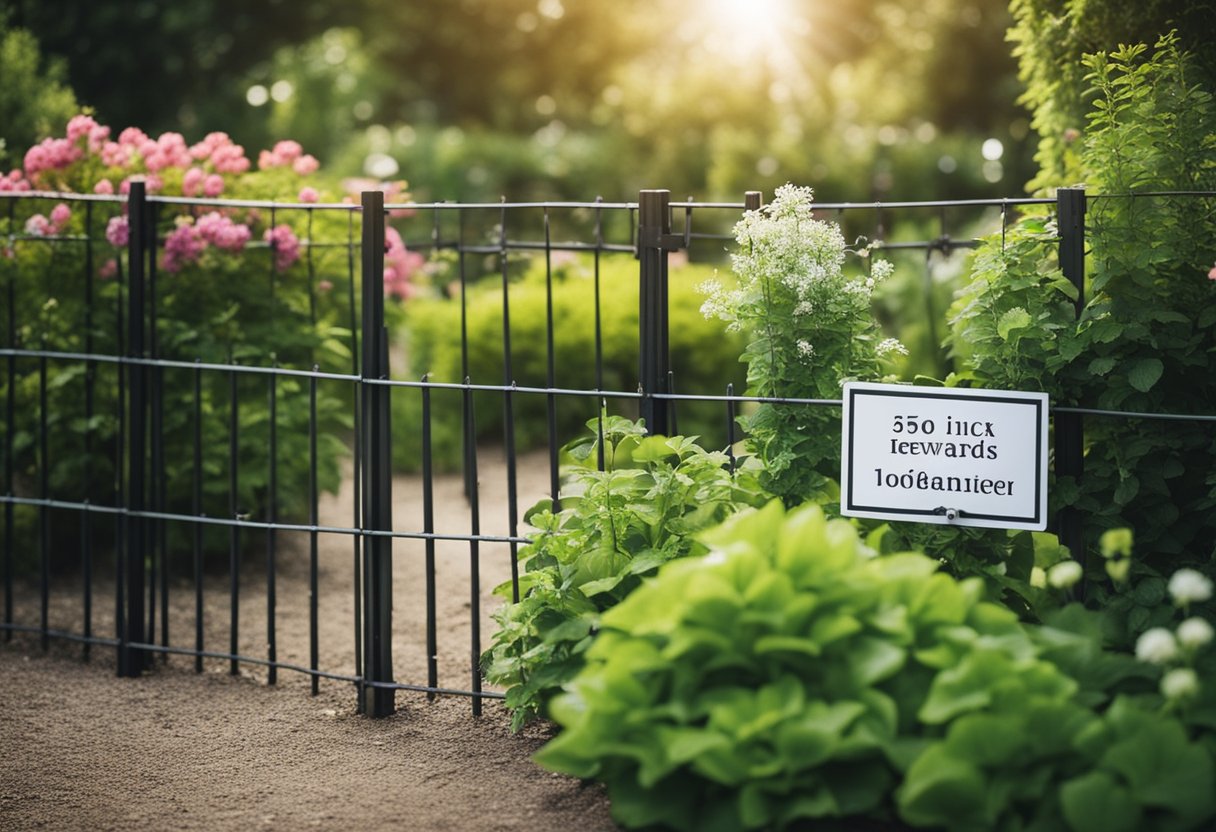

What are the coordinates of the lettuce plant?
(535, 502, 1215, 831)
(482, 415, 764, 730)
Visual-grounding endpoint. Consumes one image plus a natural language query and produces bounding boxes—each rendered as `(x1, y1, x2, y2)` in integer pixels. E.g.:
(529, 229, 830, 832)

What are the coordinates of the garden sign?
(840, 382, 1048, 531)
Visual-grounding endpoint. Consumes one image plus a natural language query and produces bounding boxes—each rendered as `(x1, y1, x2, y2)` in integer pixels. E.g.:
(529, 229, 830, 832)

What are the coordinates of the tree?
(0, 19, 77, 168)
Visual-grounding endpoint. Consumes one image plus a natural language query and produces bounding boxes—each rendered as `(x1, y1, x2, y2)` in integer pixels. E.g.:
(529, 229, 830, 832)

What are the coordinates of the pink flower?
(202, 174, 224, 197)
(182, 167, 206, 197)
(50, 203, 72, 229)
(383, 226, 423, 300)
(23, 137, 82, 180)
(118, 127, 149, 147)
(101, 141, 132, 168)
(210, 142, 249, 174)
(66, 114, 98, 143)
(153, 132, 192, 168)
(195, 212, 250, 251)
(189, 132, 228, 160)
(25, 214, 52, 236)
(318, 279, 333, 293)
(1209, 263, 1216, 281)
(293, 154, 319, 175)
(298, 186, 319, 203)
(162, 222, 205, 273)
(264, 224, 301, 272)
(258, 139, 309, 170)
(273, 140, 303, 162)
(0, 170, 30, 192)
(98, 258, 118, 280)
(88, 124, 111, 153)
(106, 215, 130, 247)
(93, 179, 115, 195)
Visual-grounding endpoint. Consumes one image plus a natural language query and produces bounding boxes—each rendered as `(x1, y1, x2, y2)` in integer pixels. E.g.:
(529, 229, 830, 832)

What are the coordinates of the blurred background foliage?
(5, 0, 1210, 202)
(0, 0, 1026, 201)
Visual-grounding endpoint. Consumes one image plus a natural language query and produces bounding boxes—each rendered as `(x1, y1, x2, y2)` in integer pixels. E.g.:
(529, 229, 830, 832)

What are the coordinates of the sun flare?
(703, 0, 794, 58)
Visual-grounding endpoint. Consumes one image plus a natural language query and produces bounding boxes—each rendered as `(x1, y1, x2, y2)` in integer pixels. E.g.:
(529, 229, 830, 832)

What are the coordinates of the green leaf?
(1059, 771, 1142, 832)
(997, 307, 1032, 340)
(1126, 357, 1163, 393)
(848, 636, 907, 686)
(898, 745, 989, 829)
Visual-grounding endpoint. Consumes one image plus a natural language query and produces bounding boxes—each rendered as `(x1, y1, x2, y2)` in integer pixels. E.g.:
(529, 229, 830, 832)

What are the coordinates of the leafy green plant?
(948, 33, 1216, 573)
(536, 501, 1216, 831)
(701, 183, 903, 505)
(482, 414, 764, 730)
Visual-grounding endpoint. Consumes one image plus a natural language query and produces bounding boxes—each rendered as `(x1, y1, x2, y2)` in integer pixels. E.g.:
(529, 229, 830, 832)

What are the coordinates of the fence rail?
(2, 184, 1213, 717)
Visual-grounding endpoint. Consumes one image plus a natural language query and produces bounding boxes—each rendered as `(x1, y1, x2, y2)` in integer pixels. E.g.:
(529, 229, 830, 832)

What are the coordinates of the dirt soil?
(0, 448, 617, 831)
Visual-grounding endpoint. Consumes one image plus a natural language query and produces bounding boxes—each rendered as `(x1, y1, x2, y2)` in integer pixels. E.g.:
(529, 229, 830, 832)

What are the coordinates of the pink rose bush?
(3, 113, 424, 296)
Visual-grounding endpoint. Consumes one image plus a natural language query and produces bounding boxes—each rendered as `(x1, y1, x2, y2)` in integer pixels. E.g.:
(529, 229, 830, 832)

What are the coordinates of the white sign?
(840, 382, 1048, 531)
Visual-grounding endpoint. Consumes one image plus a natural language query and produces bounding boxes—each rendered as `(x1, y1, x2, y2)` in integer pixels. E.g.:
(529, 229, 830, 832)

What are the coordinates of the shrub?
(536, 501, 1215, 831)
(1, 115, 422, 569)
(482, 415, 765, 729)
(948, 34, 1216, 576)
(393, 252, 748, 472)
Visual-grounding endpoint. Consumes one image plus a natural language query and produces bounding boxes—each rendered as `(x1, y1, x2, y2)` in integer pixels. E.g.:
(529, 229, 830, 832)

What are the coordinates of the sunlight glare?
(704, 0, 792, 58)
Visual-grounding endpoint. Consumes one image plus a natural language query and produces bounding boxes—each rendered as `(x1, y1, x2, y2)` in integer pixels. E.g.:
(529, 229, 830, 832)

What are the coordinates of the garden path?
(0, 449, 616, 831)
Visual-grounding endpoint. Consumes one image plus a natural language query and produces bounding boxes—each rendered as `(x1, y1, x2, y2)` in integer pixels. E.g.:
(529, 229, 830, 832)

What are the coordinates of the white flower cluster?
(1131, 567, 1215, 703)
(1168, 568, 1213, 607)
(876, 338, 908, 358)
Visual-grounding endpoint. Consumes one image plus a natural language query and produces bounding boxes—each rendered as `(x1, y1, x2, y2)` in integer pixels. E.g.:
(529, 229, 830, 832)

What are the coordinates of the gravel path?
(0, 448, 616, 831)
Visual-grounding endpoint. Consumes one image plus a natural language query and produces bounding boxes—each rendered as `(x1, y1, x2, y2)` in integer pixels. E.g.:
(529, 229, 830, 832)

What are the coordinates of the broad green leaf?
(946, 713, 1027, 765)
(1059, 771, 1142, 832)
(1088, 356, 1117, 376)
(898, 745, 989, 829)
(1126, 357, 1163, 392)
(997, 307, 1032, 340)
(848, 636, 907, 686)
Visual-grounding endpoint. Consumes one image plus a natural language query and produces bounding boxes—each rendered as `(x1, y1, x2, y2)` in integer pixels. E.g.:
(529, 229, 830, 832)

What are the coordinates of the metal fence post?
(359, 191, 395, 717)
(1055, 187, 1087, 568)
(638, 190, 671, 436)
(119, 180, 148, 677)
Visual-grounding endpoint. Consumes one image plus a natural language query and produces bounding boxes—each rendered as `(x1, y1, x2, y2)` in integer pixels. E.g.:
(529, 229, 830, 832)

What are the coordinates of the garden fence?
(2, 184, 1213, 717)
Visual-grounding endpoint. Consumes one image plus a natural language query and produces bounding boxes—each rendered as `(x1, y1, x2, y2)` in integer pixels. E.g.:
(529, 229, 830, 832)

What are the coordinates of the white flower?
(1177, 617, 1214, 650)
(1168, 569, 1213, 606)
(1135, 627, 1179, 665)
(1048, 560, 1084, 589)
(877, 338, 908, 357)
(1160, 667, 1200, 701)
(871, 259, 895, 282)
(1030, 567, 1047, 588)
(796, 340, 815, 359)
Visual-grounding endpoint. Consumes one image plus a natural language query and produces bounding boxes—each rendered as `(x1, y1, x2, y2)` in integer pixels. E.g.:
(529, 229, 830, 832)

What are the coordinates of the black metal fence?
(2, 184, 1213, 717)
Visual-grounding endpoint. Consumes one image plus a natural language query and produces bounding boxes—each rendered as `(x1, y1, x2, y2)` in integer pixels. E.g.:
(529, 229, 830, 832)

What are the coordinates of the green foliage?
(393, 253, 747, 472)
(1008, 0, 1216, 192)
(702, 184, 903, 505)
(482, 415, 765, 730)
(948, 33, 1216, 573)
(536, 502, 1216, 831)
(0, 23, 77, 168)
(0, 119, 367, 572)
